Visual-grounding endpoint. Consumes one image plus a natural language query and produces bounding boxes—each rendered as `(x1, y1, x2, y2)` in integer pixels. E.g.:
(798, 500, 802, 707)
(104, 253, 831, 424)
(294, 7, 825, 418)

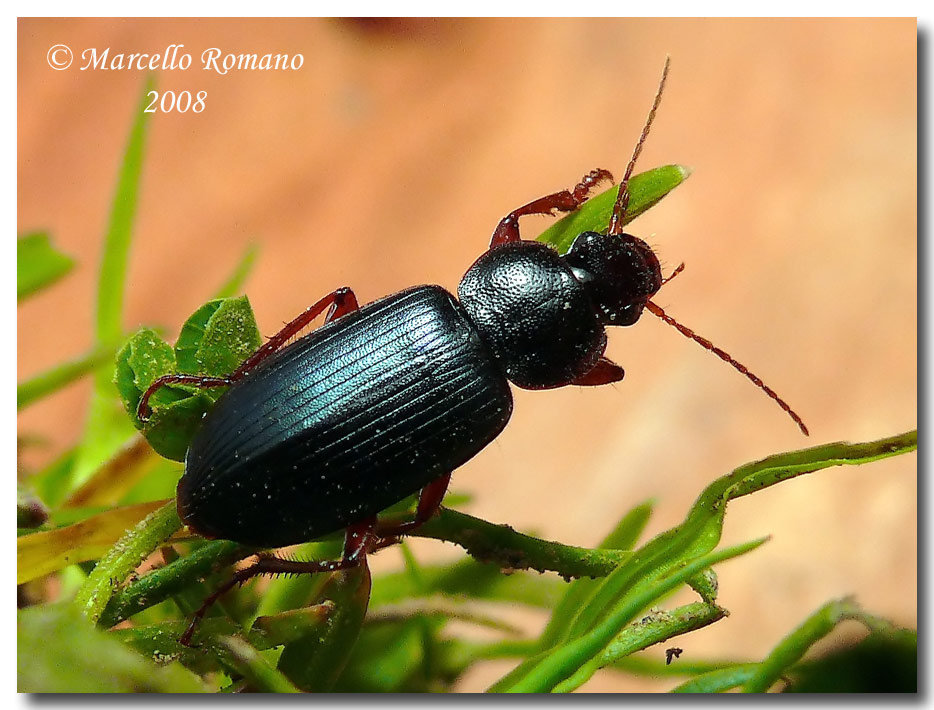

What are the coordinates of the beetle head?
(563, 230, 662, 326)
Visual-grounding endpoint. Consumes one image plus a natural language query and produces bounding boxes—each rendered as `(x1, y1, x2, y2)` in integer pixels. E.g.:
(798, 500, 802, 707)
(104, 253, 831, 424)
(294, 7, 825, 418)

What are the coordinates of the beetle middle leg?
(376, 473, 452, 540)
(179, 515, 377, 647)
(489, 168, 614, 248)
(138, 287, 359, 420)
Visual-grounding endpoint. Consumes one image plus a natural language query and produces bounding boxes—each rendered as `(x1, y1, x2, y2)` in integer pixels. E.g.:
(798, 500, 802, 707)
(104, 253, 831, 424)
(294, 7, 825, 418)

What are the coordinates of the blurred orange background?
(18, 18, 916, 692)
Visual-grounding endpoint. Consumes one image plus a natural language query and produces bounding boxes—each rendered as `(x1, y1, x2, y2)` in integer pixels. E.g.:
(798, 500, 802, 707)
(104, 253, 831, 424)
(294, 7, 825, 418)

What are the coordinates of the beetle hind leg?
(179, 516, 377, 647)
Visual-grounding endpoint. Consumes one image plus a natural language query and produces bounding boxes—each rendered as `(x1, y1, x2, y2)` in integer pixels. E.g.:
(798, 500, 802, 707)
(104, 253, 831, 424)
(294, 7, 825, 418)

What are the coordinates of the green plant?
(17, 83, 917, 693)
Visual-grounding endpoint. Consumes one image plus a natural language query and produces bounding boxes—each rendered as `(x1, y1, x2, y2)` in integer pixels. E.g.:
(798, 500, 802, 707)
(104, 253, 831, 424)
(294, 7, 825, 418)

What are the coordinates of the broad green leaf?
(142, 393, 216, 461)
(17, 231, 74, 301)
(537, 165, 690, 254)
(114, 297, 261, 460)
(332, 618, 434, 692)
(782, 628, 917, 693)
(173, 300, 227, 374)
(18, 603, 205, 692)
(192, 295, 262, 375)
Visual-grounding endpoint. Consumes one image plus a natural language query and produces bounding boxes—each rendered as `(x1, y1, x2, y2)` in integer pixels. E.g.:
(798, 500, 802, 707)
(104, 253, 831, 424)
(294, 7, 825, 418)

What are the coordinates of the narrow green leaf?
(491, 537, 767, 693)
(369, 557, 566, 610)
(552, 602, 728, 692)
(561, 431, 917, 642)
(95, 78, 153, 346)
(73, 501, 181, 623)
(277, 565, 372, 691)
(671, 663, 761, 693)
(17, 344, 116, 411)
(17, 231, 75, 301)
(220, 636, 302, 693)
(101, 539, 253, 628)
(742, 597, 894, 693)
(539, 500, 655, 649)
(71, 77, 155, 492)
(537, 165, 690, 254)
(213, 243, 258, 299)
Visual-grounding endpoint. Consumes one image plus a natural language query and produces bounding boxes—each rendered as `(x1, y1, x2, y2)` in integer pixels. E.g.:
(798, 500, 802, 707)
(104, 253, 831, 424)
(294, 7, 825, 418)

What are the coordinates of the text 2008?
(144, 90, 207, 113)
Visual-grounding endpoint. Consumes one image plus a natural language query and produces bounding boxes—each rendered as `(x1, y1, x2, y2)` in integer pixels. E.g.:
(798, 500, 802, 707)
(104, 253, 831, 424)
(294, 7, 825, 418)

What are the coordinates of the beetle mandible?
(137, 58, 807, 645)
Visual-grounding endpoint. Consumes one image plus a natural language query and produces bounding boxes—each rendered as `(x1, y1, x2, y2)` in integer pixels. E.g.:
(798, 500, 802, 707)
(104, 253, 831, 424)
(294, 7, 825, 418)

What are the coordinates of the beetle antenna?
(609, 55, 671, 236)
(645, 300, 809, 436)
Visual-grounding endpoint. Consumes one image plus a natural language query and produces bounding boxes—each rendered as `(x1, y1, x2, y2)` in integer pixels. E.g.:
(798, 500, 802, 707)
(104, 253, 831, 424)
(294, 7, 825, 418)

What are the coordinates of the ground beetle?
(137, 59, 807, 645)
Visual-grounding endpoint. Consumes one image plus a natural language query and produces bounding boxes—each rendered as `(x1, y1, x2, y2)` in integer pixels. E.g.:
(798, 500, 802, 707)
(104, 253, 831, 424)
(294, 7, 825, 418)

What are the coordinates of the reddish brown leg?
(137, 287, 359, 420)
(571, 357, 625, 386)
(490, 169, 614, 248)
(179, 516, 377, 647)
(376, 473, 452, 539)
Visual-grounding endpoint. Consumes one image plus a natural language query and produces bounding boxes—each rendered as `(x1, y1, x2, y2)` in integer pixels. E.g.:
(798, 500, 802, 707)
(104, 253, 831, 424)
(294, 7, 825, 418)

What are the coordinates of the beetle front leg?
(137, 287, 360, 421)
(179, 516, 377, 647)
(490, 169, 614, 248)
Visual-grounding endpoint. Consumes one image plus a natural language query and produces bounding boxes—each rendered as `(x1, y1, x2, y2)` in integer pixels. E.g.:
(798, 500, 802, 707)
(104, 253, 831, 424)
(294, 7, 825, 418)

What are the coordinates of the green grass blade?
(220, 636, 302, 693)
(742, 598, 894, 693)
(553, 601, 728, 692)
(73, 501, 180, 624)
(671, 663, 761, 693)
(70, 78, 155, 491)
(490, 537, 767, 693)
(561, 431, 917, 642)
(213, 243, 258, 299)
(17, 344, 116, 410)
(539, 500, 655, 649)
(17, 231, 74, 301)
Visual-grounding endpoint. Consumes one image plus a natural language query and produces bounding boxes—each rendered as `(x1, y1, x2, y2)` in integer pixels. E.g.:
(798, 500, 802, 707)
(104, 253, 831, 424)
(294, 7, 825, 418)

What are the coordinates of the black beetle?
(137, 58, 806, 644)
